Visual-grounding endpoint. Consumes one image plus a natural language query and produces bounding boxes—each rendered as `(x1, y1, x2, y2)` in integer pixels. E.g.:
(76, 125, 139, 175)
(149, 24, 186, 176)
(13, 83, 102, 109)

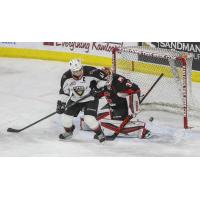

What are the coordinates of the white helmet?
(69, 59, 82, 72)
(69, 59, 83, 79)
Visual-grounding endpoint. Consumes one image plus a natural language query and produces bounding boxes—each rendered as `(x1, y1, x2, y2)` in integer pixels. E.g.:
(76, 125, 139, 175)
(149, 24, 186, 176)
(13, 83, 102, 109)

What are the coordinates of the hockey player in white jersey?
(56, 59, 107, 143)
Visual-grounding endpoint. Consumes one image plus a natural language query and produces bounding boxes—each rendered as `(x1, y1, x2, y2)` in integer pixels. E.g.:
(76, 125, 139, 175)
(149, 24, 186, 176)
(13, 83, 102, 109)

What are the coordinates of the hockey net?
(112, 46, 200, 129)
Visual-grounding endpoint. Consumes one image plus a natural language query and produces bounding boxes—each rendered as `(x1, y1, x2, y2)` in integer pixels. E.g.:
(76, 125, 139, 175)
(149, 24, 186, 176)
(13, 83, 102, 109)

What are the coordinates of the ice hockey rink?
(0, 57, 200, 156)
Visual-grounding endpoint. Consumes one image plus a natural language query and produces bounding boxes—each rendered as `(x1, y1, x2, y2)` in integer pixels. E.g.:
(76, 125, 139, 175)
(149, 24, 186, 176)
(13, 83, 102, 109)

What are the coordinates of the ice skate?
(94, 132, 106, 143)
(59, 125, 75, 140)
(59, 132, 73, 140)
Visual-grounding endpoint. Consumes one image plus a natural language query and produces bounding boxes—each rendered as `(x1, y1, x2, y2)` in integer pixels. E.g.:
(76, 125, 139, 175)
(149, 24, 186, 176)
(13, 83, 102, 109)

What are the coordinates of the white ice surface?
(0, 57, 200, 156)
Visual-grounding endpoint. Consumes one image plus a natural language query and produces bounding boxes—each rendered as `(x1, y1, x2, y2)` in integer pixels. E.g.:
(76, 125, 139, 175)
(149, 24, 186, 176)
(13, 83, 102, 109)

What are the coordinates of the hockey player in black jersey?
(100, 67, 151, 139)
(100, 67, 141, 119)
(56, 59, 108, 143)
(81, 67, 151, 139)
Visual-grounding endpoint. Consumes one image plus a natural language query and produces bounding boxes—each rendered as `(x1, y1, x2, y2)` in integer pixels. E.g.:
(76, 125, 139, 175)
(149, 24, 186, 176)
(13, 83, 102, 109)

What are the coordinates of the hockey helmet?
(69, 59, 83, 79)
(101, 67, 113, 87)
(101, 67, 112, 76)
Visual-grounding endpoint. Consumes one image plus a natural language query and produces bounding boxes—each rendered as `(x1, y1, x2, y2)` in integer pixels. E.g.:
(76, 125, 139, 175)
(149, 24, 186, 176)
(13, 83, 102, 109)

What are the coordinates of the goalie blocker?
(80, 70, 151, 139)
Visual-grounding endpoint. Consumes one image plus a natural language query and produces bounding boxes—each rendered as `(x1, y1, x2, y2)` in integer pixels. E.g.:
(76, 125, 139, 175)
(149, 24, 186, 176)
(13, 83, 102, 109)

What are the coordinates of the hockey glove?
(90, 80, 104, 98)
(90, 88, 101, 98)
(56, 100, 66, 114)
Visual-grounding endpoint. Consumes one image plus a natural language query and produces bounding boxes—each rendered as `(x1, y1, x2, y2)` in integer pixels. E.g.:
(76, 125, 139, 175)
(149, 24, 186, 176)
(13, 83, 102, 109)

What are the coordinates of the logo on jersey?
(73, 86, 85, 96)
(70, 81, 76, 86)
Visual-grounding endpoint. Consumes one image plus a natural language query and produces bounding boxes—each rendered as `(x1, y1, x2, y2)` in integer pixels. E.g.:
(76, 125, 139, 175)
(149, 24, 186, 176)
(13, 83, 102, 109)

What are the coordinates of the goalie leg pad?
(101, 119, 151, 139)
(126, 93, 140, 116)
(129, 121, 152, 139)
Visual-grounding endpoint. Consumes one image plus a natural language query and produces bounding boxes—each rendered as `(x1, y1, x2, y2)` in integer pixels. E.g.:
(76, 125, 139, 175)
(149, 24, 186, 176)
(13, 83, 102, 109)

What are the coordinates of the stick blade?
(7, 128, 21, 133)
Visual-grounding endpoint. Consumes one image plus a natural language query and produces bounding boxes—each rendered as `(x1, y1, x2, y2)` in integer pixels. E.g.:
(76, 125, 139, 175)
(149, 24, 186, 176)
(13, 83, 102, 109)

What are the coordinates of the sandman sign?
(73, 86, 85, 96)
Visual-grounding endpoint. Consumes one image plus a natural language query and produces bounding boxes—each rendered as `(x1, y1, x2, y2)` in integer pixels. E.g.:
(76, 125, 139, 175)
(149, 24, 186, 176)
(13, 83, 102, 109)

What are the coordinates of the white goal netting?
(112, 46, 200, 128)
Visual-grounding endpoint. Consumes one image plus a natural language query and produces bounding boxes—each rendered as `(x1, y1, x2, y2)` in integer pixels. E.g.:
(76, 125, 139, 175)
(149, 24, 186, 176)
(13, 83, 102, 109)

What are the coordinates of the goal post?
(112, 46, 195, 129)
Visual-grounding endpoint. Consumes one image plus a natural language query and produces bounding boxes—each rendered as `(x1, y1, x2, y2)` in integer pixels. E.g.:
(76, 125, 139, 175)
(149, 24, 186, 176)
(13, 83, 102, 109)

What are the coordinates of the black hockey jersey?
(103, 73, 140, 107)
(111, 73, 140, 94)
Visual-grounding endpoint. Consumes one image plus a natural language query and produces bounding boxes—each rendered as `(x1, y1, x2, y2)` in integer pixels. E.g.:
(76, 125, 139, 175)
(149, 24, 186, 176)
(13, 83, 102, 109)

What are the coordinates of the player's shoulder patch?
(83, 66, 106, 79)
(83, 65, 97, 75)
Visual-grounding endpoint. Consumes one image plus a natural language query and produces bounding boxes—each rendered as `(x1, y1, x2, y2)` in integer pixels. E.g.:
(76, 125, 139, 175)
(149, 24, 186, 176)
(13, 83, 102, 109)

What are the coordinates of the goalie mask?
(69, 59, 83, 80)
(102, 67, 112, 76)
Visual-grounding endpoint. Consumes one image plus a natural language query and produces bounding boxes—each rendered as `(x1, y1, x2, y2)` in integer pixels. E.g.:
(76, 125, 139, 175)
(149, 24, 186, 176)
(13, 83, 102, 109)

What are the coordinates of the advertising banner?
(43, 42, 137, 57)
(0, 42, 137, 58)
(43, 42, 123, 57)
(151, 42, 200, 71)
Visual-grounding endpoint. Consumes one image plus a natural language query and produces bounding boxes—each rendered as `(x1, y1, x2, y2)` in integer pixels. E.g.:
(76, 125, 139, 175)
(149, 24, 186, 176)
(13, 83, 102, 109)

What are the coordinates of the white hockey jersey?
(59, 66, 107, 102)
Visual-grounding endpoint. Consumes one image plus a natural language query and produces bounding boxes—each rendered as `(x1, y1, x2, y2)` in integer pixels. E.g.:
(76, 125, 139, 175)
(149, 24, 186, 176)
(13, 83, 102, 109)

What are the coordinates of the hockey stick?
(139, 73, 164, 104)
(106, 73, 164, 140)
(105, 115, 133, 140)
(7, 93, 92, 133)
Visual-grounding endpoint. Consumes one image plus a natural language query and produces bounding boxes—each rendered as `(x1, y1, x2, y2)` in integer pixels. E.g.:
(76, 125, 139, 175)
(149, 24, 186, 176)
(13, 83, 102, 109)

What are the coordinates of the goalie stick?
(7, 93, 92, 133)
(106, 73, 164, 140)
